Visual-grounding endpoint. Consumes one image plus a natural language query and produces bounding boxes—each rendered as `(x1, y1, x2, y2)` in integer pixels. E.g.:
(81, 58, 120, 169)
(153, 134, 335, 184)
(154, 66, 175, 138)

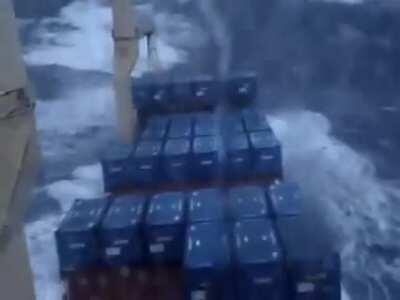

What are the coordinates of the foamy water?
(25, 1, 191, 299)
(270, 111, 400, 300)
(24, 1, 196, 74)
(23, 0, 400, 299)
(26, 164, 104, 300)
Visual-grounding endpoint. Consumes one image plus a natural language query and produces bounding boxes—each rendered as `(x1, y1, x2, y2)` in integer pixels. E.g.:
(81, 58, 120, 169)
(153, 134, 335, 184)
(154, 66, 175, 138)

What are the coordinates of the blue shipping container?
(192, 136, 221, 182)
(274, 208, 335, 264)
(268, 182, 302, 218)
(194, 113, 219, 136)
(99, 195, 147, 267)
(171, 79, 193, 110)
(56, 198, 109, 273)
(163, 138, 192, 184)
(243, 110, 272, 132)
(150, 83, 172, 113)
(192, 75, 220, 108)
(101, 144, 134, 193)
(132, 140, 163, 187)
(222, 114, 246, 134)
(226, 73, 257, 107)
(233, 219, 286, 300)
(228, 185, 270, 220)
(249, 131, 283, 179)
(188, 188, 225, 223)
(273, 199, 340, 300)
(168, 115, 193, 139)
(145, 192, 186, 264)
(132, 80, 152, 112)
(141, 116, 169, 140)
(184, 222, 235, 300)
(225, 134, 252, 180)
(132, 75, 171, 115)
(291, 254, 341, 300)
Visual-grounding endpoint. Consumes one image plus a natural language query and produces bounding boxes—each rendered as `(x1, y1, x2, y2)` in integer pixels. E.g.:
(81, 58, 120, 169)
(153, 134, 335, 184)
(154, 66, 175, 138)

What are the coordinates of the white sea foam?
(27, 0, 201, 136)
(26, 163, 103, 300)
(45, 164, 104, 211)
(25, 1, 112, 71)
(35, 84, 115, 135)
(24, 0, 201, 74)
(26, 216, 64, 300)
(270, 110, 400, 299)
(270, 111, 391, 233)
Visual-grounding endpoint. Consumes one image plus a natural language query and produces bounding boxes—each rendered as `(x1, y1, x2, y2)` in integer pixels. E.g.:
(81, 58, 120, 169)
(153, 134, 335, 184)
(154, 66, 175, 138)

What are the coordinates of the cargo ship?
(55, 74, 341, 300)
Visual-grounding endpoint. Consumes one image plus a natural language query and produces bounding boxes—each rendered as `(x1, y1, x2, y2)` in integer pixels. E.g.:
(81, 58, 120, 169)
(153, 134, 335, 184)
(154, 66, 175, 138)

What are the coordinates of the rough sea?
(17, 1, 400, 299)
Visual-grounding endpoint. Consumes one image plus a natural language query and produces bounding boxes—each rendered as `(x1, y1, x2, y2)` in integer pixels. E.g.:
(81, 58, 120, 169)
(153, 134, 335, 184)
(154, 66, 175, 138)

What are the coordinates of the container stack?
(56, 74, 341, 299)
(101, 109, 283, 193)
(132, 73, 257, 120)
(269, 183, 341, 300)
(56, 184, 341, 299)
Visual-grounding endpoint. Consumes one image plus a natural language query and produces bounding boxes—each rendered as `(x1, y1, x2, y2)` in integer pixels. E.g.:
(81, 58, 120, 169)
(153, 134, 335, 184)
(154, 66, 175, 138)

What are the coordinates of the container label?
(239, 85, 249, 94)
(139, 164, 152, 170)
(106, 247, 121, 256)
(192, 290, 207, 300)
(150, 243, 165, 253)
(196, 89, 206, 97)
(110, 166, 123, 173)
(260, 154, 274, 161)
(200, 160, 213, 166)
(69, 243, 86, 250)
(156, 236, 173, 242)
(233, 157, 244, 163)
(297, 282, 315, 293)
(253, 277, 272, 285)
(114, 239, 129, 246)
(171, 162, 183, 168)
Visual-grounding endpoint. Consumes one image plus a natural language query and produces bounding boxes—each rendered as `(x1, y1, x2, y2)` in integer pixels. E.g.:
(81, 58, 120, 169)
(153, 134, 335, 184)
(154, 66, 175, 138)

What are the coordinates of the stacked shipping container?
(57, 76, 340, 299)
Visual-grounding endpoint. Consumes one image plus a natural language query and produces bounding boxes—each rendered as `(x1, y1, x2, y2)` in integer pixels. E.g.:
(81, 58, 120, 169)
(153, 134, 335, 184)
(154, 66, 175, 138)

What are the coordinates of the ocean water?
(19, 1, 400, 300)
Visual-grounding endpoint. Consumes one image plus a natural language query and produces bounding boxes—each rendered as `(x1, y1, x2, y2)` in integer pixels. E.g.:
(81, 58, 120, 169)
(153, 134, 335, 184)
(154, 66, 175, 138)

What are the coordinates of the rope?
(0, 89, 35, 121)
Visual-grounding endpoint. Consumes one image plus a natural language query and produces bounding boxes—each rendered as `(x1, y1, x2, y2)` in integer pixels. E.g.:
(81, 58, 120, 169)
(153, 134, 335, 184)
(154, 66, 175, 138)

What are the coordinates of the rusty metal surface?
(65, 266, 184, 300)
